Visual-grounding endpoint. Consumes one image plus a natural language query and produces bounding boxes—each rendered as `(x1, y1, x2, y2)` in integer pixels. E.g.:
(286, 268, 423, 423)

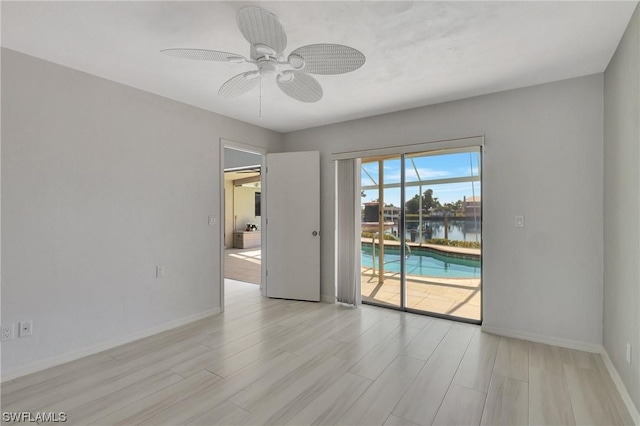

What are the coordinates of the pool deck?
(361, 268, 481, 321)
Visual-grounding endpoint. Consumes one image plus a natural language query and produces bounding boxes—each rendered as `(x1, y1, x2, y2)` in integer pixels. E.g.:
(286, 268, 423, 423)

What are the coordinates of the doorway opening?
(359, 147, 482, 323)
(221, 144, 266, 305)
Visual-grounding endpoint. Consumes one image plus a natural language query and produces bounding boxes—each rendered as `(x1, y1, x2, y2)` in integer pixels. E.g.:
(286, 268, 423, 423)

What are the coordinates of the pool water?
(361, 246, 481, 279)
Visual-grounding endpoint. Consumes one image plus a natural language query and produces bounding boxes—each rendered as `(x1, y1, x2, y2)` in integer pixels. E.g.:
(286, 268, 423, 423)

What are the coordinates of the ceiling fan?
(161, 6, 366, 104)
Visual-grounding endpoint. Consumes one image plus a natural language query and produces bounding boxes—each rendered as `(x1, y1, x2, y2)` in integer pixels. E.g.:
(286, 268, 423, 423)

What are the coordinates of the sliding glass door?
(360, 147, 482, 323)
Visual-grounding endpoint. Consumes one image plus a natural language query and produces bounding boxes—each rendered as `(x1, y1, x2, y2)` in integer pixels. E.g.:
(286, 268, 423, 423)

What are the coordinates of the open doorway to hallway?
(223, 147, 263, 286)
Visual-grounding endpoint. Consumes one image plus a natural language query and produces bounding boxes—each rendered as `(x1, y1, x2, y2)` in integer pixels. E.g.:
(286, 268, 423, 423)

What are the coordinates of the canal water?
(401, 218, 481, 243)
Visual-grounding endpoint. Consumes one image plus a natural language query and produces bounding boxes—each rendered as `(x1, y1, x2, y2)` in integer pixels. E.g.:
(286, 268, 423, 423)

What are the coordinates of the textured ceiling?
(2, 1, 637, 133)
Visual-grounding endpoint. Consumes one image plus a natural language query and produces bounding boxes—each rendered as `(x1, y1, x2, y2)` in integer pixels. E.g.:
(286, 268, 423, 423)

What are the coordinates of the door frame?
(219, 139, 268, 313)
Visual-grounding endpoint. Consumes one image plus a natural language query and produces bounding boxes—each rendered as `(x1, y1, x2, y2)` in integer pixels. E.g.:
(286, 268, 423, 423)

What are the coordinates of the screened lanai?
(359, 147, 482, 322)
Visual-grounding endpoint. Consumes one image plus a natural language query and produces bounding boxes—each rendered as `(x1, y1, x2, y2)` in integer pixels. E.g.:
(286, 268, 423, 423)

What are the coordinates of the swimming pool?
(361, 246, 481, 279)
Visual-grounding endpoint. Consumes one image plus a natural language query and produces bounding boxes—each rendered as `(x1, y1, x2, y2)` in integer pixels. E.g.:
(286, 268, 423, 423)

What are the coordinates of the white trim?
(1, 308, 221, 383)
(481, 325, 603, 353)
(331, 135, 484, 161)
(221, 139, 267, 156)
(220, 141, 226, 309)
(601, 349, 640, 425)
(321, 294, 336, 304)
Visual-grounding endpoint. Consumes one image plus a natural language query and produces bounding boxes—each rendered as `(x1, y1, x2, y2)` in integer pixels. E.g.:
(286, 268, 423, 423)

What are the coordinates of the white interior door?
(265, 151, 320, 301)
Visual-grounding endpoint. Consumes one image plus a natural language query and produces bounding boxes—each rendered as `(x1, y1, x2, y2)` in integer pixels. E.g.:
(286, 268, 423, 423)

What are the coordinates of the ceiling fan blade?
(219, 71, 261, 98)
(161, 48, 247, 62)
(289, 44, 366, 75)
(276, 71, 323, 103)
(237, 6, 287, 54)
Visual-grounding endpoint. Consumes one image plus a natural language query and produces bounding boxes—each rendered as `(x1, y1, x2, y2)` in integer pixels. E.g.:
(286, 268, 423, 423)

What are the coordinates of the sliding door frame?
(400, 154, 407, 311)
(333, 136, 484, 325)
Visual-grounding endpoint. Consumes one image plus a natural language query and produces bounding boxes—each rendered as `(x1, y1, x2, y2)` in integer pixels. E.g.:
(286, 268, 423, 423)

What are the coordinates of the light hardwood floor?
(225, 248, 261, 285)
(1, 280, 633, 425)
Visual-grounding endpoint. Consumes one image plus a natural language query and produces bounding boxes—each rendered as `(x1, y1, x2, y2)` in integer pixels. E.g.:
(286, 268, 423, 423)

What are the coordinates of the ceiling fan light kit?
(161, 6, 365, 104)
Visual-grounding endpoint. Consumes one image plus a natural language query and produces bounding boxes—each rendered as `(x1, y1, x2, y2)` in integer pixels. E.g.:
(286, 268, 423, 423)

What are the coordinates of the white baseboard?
(481, 325, 603, 353)
(320, 294, 336, 303)
(601, 349, 640, 425)
(1, 307, 221, 383)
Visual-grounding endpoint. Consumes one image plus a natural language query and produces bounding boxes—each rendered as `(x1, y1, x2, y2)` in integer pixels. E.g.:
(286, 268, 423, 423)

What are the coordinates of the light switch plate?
(515, 215, 525, 228)
(19, 320, 32, 338)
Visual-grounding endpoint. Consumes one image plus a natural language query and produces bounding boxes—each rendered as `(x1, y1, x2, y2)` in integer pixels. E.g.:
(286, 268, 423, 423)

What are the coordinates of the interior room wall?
(0, 49, 283, 378)
(284, 74, 605, 348)
(233, 186, 261, 233)
(603, 4, 640, 415)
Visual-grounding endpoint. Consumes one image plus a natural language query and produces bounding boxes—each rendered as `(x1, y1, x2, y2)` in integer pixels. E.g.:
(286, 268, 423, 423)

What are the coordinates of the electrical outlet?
(156, 266, 165, 278)
(627, 343, 632, 364)
(2, 324, 15, 341)
(515, 215, 525, 228)
(208, 216, 217, 226)
(19, 320, 33, 338)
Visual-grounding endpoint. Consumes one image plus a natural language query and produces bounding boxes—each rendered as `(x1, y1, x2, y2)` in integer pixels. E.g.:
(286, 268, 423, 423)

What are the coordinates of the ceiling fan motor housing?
(257, 58, 278, 76)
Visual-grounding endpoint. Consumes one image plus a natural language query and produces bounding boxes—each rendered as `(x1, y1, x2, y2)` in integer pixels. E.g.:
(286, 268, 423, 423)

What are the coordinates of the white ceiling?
(2, 1, 637, 133)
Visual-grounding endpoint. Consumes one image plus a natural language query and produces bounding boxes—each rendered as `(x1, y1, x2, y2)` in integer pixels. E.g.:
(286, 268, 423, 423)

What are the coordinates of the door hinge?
(266, 270, 268, 276)
(266, 218, 269, 225)
(266, 166, 268, 173)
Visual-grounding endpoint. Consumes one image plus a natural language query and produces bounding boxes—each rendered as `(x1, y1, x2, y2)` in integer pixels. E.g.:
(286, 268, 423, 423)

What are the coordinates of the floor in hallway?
(225, 247, 261, 285)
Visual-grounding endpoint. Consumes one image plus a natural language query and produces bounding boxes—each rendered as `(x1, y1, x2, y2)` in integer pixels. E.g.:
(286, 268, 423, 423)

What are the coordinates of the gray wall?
(284, 74, 605, 348)
(0, 49, 283, 376)
(604, 4, 640, 413)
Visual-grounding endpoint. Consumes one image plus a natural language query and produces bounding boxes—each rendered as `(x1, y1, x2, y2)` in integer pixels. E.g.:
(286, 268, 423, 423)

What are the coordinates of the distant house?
(383, 206, 401, 224)
(463, 196, 481, 218)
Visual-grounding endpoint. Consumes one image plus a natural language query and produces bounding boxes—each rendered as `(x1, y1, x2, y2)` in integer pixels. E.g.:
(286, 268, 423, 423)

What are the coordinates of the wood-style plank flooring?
(1, 280, 633, 425)
(225, 248, 261, 285)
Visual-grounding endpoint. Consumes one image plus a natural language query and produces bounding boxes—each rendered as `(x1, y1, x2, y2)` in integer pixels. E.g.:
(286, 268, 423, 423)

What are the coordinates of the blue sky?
(361, 151, 481, 206)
